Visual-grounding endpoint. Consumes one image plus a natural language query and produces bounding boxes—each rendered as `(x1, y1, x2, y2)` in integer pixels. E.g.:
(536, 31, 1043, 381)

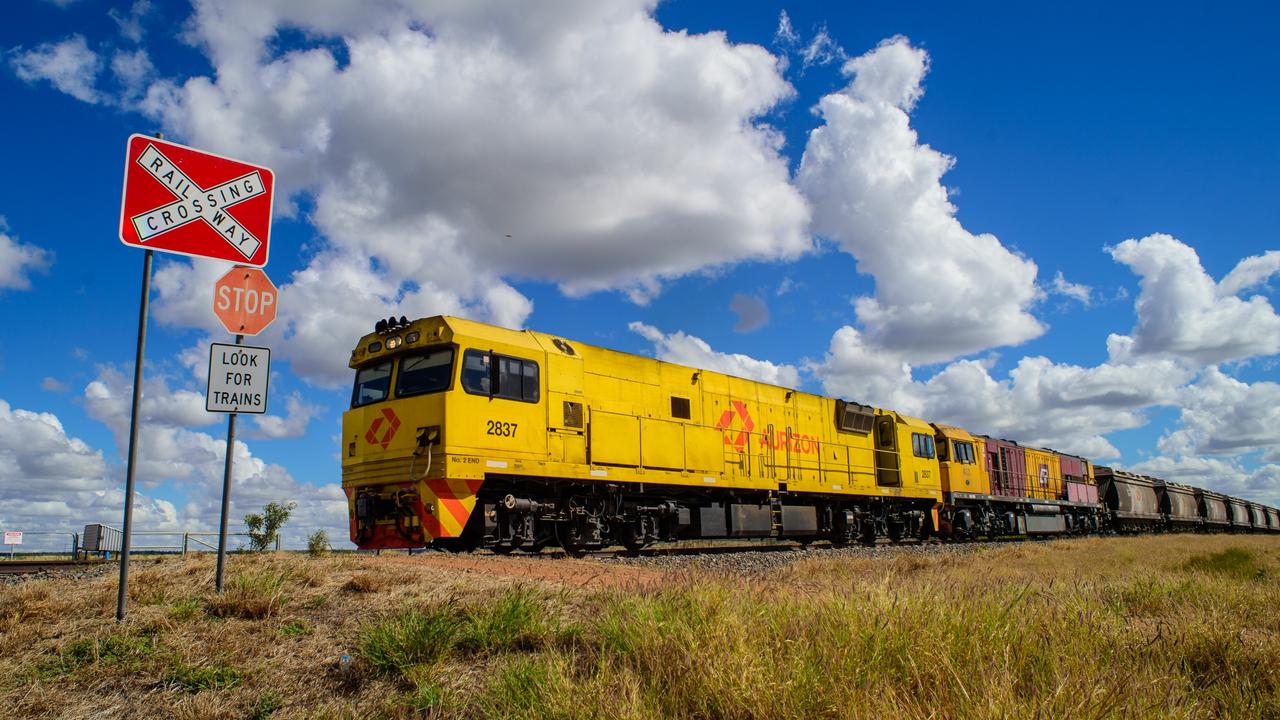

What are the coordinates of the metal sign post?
(214, 334, 243, 593)
(116, 248, 152, 622)
(206, 339, 271, 591)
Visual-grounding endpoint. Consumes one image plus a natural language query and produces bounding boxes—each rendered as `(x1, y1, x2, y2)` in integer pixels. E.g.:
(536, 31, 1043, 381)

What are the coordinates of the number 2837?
(486, 420, 517, 437)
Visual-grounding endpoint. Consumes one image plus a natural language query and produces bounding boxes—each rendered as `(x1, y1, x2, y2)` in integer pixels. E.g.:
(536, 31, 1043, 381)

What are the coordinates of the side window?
(936, 437, 950, 462)
(522, 361, 539, 402)
(911, 433, 935, 459)
(462, 349, 539, 403)
(461, 350, 491, 395)
(497, 356, 523, 399)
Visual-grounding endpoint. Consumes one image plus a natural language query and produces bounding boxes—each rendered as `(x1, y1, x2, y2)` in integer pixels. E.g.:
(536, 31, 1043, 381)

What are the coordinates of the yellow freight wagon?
(342, 316, 941, 553)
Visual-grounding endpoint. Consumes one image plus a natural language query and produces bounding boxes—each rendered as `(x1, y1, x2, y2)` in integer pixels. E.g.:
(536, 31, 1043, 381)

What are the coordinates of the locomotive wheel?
(561, 542, 589, 558)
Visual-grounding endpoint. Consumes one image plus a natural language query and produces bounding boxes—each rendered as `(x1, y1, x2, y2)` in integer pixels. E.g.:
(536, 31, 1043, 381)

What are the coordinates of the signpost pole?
(214, 333, 244, 593)
(116, 248, 153, 622)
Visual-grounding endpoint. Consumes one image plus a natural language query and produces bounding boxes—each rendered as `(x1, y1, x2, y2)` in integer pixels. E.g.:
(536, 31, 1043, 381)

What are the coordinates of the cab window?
(352, 361, 393, 407)
(936, 438, 950, 461)
(461, 349, 540, 402)
(911, 432, 935, 459)
(396, 347, 454, 398)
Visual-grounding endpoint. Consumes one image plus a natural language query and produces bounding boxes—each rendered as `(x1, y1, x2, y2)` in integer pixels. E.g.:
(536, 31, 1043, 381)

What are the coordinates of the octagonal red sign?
(213, 266, 278, 336)
(118, 134, 274, 267)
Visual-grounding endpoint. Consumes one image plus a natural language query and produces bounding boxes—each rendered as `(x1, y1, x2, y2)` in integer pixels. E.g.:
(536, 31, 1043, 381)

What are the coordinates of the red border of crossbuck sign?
(119, 134, 274, 267)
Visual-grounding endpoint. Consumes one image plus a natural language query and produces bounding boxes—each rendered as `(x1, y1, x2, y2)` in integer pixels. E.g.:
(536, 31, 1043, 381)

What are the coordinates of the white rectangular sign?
(3, 531, 21, 545)
(207, 343, 271, 414)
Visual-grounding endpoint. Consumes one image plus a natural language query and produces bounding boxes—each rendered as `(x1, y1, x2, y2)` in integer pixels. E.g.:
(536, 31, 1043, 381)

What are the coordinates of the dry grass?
(1, 535, 1278, 719)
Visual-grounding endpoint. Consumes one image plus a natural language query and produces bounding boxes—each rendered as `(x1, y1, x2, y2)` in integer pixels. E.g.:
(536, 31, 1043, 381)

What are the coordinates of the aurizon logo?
(365, 408, 401, 449)
(715, 400, 754, 452)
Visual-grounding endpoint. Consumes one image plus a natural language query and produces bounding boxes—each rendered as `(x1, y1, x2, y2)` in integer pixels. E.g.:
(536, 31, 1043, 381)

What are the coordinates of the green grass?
(250, 691, 284, 719)
(278, 619, 310, 636)
(4, 535, 1278, 718)
(39, 633, 157, 678)
(168, 595, 203, 621)
(360, 588, 557, 682)
(205, 567, 291, 619)
(1184, 547, 1267, 580)
(164, 660, 242, 692)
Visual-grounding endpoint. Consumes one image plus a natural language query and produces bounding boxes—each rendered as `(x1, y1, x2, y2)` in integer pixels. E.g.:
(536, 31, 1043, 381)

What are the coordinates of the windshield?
(396, 347, 455, 397)
(351, 361, 392, 408)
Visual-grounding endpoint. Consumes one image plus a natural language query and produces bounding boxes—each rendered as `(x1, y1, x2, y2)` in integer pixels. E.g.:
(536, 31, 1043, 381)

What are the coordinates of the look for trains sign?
(118, 134, 275, 267)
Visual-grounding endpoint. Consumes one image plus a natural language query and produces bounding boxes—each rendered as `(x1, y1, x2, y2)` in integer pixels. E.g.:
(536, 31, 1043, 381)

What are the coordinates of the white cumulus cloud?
(9, 34, 103, 104)
(797, 37, 1044, 364)
(0, 217, 54, 291)
(1107, 233, 1280, 364)
(131, 0, 811, 385)
(629, 322, 801, 388)
(81, 367, 349, 546)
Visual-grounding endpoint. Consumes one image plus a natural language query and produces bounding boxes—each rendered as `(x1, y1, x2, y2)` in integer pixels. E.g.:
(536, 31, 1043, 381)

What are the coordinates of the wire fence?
(0, 525, 274, 560)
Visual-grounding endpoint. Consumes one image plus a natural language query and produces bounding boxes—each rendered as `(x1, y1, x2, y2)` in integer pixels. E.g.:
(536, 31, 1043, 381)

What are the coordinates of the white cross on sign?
(130, 143, 265, 260)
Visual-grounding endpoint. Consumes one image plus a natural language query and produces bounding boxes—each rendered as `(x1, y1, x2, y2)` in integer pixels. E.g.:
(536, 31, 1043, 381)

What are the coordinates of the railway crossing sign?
(206, 343, 271, 414)
(213, 267, 278, 336)
(118, 134, 275, 267)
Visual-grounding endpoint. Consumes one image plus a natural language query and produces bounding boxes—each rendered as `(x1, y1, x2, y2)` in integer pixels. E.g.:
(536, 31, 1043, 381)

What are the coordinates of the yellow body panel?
(887, 413, 942, 493)
(342, 316, 941, 546)
(933, 424, 990, 495)
(1024, 447, 1060, 501)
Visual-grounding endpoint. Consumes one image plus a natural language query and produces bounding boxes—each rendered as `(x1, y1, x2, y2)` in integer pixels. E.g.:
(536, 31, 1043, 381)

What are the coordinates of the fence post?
(182, 533, 188, 557)
(72, 533, 79, 562)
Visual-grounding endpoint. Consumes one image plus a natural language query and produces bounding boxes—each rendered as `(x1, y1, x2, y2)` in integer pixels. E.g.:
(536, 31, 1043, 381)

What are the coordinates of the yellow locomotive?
(342, 316, 945, 553)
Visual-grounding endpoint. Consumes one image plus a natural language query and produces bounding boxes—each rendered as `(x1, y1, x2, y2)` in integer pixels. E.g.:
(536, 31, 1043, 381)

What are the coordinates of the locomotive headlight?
(385, 335, 402, 350)
(405, 331, 420, 344)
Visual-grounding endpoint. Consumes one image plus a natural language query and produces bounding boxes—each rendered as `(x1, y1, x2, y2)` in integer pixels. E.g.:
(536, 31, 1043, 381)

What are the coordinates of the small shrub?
(245, 501, 296, 552)
(206, 568, 290, 619)
(307, 530, 330, 557)
(165, 660, 242, 692)
(279, 620, 309, 637)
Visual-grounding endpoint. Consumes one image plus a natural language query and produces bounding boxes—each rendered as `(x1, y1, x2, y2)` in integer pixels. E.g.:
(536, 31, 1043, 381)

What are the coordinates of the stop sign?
(213, 267, 278, 336)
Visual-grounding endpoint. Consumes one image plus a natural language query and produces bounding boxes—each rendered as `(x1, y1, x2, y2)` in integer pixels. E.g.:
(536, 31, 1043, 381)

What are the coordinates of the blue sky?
(1, 0, 1277, 548)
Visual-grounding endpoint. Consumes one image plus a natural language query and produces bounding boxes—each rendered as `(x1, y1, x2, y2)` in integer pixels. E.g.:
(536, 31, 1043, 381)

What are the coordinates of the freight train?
(341, 316, 1279, 553)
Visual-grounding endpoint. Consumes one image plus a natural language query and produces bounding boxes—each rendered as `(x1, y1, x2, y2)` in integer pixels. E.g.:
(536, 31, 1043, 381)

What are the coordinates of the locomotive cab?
(342, 316, 553, 549)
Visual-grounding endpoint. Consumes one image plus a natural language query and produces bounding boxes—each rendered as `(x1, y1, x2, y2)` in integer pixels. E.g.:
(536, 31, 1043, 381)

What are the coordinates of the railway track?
(469, 539, 934, 559)
(0, 559, 106, 575)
